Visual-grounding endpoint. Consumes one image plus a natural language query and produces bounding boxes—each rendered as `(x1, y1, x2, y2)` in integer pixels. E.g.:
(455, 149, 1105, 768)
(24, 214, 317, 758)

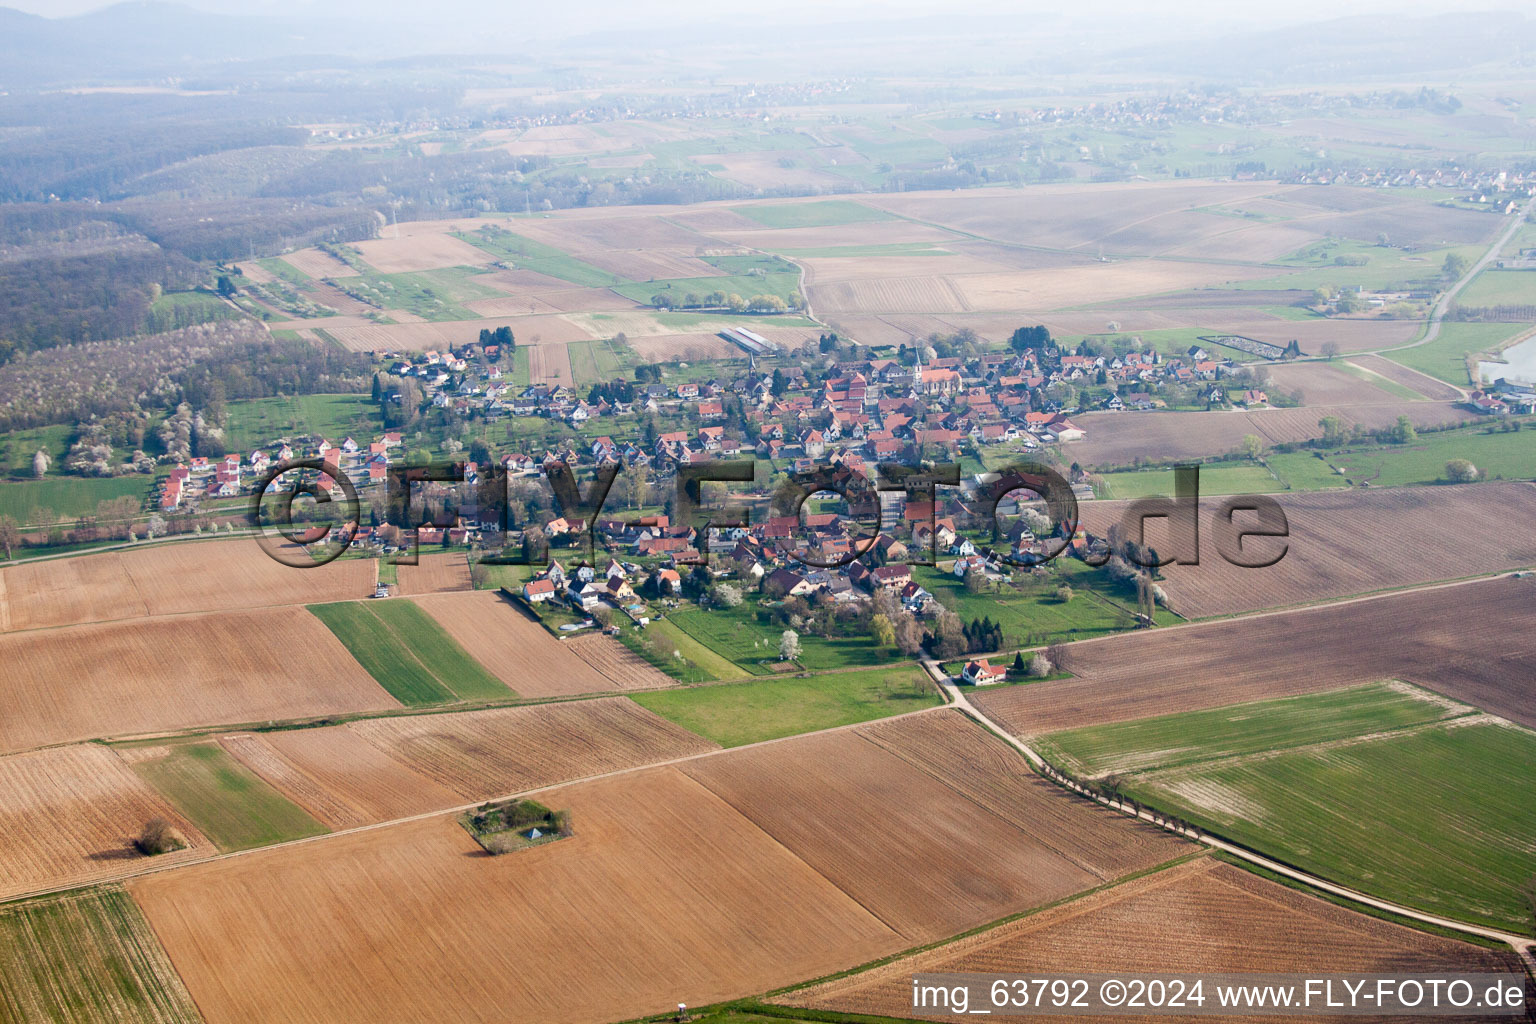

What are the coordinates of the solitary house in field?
(961, 659, 1007, 685)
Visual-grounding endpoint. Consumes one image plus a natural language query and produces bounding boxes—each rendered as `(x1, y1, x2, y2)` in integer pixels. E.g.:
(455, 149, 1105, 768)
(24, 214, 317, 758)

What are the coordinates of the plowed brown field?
(786, 859, 1521, 1021)
(628, 332, 738, 361)
(682, 723, 1160, 943)
(412, 590, 630, 696)
(280, 248, 358, 278)
(350, 234, 494, 274)
(1261, 361, 1399, 405)
(0, 607, 397, 753)
(564, 633, 675, 690)
(972, 574, 1536, 734)
(0, 539, 376, 633)
(218, 729, 459, 829)
(393, 552, 471, 594)
(527, 342, 573, 385)
(860, 713, 1182, 881)
(1079, 482, 1536, 617)
(346, 697, 717, 800)
(129, 768, 900, 1024)
(1351, 354, 1465, 400)
(1068, 402, 1475, 468)
(325, 315, 594, 352)
(0, 744, 212, 899)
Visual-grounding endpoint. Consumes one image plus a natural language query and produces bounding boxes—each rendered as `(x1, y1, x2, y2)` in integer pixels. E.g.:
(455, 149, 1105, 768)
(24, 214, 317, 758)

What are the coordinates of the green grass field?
(145, 290, 238, 332)
(125, 740, 328, 852)
(1321, 419, 1536, 486)
(337, 270, 490, 321)
(1385, 322, 1532, 386)
(0, 474, 148, 525)
(230, 390, 361, 441)
(1456, 268, 1536, 309)
(644, 618, 751, 681)
(1234, 242, 1482, 294)
(1034, 681, 1469, 774)
(223, 393, 380, 452)
(0, 424, 73, 478)
(257, 256, 311, 285)
(1039, 683, 1536, 933)
(563, 335, 637, 384)
(632, 664, 937, 747)
(1254, 452, 1351, 490)
(666, 602, 888, 673)
(366, 599, 511, 700)
(308, 600, 510, 703)
(912, 562, 1175, 650)
(454, 227, 620, 287)
(732, 199, 895, 228)
(1095, 462, 1282, 499)
(613, 254, 803, 308)
(0, 887, 203, 1024)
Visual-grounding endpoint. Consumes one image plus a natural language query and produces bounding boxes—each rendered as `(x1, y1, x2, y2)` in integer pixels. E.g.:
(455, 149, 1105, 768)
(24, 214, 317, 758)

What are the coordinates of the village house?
(961, 659, 1008, 685)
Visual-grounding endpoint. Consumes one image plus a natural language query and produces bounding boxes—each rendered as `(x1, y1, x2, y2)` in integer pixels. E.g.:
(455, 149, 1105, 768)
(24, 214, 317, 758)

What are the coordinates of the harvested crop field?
(412, 590, 634, 696)
(0, 607, 397, 753)
(801, 249, 1008, 284)
(350, 234, 495, 274)
(1067, 401, 1475, 467)
(861, 712, 1183, 878)
(951, 261, 1275, 311)
(0, 539, 376, 633)
(1078, 482, 1536, 617)
(862, 182, 1294, 255)
(709, 218, 965, 251)
(130, 768, 901, 1024)
(218, 729, 460, 829)
(971, 574, 1536, 735)
(813, 275, 970, 315)
(1237, 316, 1423, 354)
(564, 633, 675, 690)
(346, 697, 717, 801)
(394, 551, 471, 594)
(0, 745, 211, 899)
(785, 859, 1522, 1020)
(577, 249, 722, 281)
(628, 332, 739, 360)
(515, 286, 640, 312)
(1260, 361, 1401, 405)
(279, 247, 359, 278)
(325, 315, 595, 352)
(1350, 353, 1465, 400)
(682, 720, 1180, 944)
(527, 342, 573, 385)
(513, 212, 708, 253)
(461, 294, 562, 316)
(0, 887, 203, 1024)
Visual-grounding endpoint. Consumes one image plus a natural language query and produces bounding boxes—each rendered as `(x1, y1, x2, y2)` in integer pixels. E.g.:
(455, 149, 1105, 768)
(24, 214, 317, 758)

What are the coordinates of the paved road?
(921, 658, 1536, 975)
(1404, 196, 1535, 355)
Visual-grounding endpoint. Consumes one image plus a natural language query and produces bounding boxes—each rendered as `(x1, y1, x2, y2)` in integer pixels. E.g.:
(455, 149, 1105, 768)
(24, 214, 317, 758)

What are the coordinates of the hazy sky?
(10, 0, 1526, 28)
